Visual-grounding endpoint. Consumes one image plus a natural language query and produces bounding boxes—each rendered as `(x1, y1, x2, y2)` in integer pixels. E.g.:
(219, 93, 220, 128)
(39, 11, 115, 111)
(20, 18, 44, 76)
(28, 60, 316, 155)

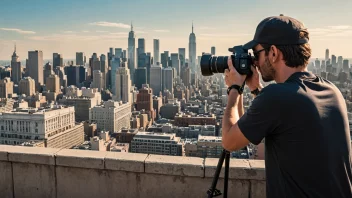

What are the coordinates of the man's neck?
(274, 65, 308, 83)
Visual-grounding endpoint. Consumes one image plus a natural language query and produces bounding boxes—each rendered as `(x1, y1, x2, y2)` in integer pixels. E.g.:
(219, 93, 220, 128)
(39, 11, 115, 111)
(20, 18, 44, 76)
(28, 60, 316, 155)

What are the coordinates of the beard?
(260, 56, 276, 82)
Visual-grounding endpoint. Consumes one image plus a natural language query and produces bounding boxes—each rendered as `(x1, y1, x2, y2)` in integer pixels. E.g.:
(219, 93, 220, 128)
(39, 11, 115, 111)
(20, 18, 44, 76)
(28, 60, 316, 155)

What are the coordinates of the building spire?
(192, 21, 194, 33)
(131, 21, 133, 31)
(14, 42, 16, 52)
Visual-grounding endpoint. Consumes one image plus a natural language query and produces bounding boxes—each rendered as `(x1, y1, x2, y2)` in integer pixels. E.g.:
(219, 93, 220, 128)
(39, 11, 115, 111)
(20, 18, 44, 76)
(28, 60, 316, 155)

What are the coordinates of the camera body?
(200, 45, 253, 76)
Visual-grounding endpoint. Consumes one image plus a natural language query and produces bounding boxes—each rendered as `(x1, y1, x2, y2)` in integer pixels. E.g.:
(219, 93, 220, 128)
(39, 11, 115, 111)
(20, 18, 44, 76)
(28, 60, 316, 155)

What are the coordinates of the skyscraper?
(343, 59, 350, 73)
(44, 62, 54, 84)
(162, 67, 173, 94)
(19, 77, 35, 96)
(76, 52, 85, 66)
(11, 45, 21, 84)
(53, 53, 63, 68)
(188, 23, 197, 72)
(137, 38, 146, 56)
(178, 48, 186, 68)
(338, 56, 343, 69)
(331, 55, 337, 67)
(128, 23, 136, 84)
(100, 54, 108, 90)
(153, 39, 160, 64)
(115, 66, 132, 104)
(150, 65, 162, 96)
(27, 50, 44, 91)
(115, 48, 123, 58)
(91, 70, 103, 91)
(325, 49, 329, 61)
(211, 46, 216, 55)
(111, 56, 121, 95)
(171, 53, 180, 77)
(135, 68, 147, 90)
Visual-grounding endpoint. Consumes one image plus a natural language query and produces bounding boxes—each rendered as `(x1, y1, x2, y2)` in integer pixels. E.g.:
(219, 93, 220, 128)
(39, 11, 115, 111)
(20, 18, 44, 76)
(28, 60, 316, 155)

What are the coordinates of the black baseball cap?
(243, 14, 309, 50)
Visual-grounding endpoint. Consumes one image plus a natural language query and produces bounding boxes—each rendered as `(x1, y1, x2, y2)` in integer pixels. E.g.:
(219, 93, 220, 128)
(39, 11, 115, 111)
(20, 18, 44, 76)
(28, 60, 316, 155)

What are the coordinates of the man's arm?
(222, 89, 250, 151)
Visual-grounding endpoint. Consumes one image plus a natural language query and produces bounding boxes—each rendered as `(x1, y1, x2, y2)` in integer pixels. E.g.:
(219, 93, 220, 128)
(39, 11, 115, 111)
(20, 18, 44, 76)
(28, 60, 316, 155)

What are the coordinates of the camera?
(200, 45, 254, 76)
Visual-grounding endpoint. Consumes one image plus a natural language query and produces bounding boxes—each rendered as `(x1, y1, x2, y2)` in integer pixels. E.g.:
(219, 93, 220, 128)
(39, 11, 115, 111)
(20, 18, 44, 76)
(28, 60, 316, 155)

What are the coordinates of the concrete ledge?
(8, 147, 62, 165)
(205, 158, 252, 179)
(0, 145, 26, 161)
(56, 149, 108, 169)
(248, 160, 266, 180)
(0, 161, 13, 198)
(145, 155, 204, 177)
(105, 152, 148, 172)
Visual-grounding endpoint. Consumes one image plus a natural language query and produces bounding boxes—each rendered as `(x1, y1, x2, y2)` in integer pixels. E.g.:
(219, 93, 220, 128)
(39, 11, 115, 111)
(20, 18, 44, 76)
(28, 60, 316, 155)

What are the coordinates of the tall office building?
(27, 50, 44, 90)
(150, 65, 162, 96)
(53, 53, 63, 68)
(0, 78, 14, 98)
(171, 53, 180, 77)
(325, 49, 329, 61)
(65, 65, 86, 87)
(43, 62, 54, 85)
(91, 70, 103, 91)
(162, 67, 173, 94)
(108, 48, 114, 66)
(211, 46, 216, 55)
(343, 60, 350, 73)
(111, 57, 121, 95)
(0, 106, 84, 148)
(137, 53, 151, 84)
(182, 66, 191, 87)
(135, 68, 147, 90)
(338, 56, 343, 69)
(315, 59, 320, 69)
(89, 100, 131, 132)
(76, 52, 85, 66)
(136, 84, 153, 112)
(188, 23, 197, 72)
(100, 54, 108, 89)
(137, 38, 146, 56)
(115, 66, 132, 103)
(178, 48, 186, 67)
(11, 45, 21, 84)
(128, 23, 136, 84)
(161, 52, 168, 68)
(46, 74, 60, 93)
(331, 55, 337, 66)
(115, 48, 123, 58)
(153, 39, 160, 64)
(19, 77, 35, 96)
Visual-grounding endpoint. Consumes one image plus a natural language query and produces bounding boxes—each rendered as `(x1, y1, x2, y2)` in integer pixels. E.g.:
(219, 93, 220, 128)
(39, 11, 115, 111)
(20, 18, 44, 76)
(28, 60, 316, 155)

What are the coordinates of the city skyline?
(0, 0, 352, 60)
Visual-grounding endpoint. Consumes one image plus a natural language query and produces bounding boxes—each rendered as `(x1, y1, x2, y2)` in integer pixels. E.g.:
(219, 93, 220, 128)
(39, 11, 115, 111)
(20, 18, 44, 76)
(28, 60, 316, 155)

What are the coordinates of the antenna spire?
(192, 21, 194, 33)
(131, 21, 133, 31)
(14, 42, 16, 52)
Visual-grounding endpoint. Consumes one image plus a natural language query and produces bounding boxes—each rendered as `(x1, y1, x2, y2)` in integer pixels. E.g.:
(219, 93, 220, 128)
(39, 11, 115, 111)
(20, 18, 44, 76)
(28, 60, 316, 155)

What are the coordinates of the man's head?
(243, 15, 312, 82)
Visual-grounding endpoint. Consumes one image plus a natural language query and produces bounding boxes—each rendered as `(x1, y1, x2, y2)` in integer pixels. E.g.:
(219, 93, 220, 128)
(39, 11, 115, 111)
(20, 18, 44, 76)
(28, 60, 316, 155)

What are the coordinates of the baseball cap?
(243, 14, 309, 50)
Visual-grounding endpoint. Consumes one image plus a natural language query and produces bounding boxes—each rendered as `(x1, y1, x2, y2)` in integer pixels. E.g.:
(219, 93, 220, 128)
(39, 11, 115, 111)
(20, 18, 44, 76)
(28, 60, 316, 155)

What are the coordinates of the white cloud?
(0, 28, 36, 34)
(63, 31, 75, 34)
(154, 29, 170, 32)
(89, 21, 130, 29)
(109, 32, 128, 35)
(28, 33, 127, 41)
(96, 30, 109, 33)
(82, 30, 90, 33)
(309, 25, 352, 37)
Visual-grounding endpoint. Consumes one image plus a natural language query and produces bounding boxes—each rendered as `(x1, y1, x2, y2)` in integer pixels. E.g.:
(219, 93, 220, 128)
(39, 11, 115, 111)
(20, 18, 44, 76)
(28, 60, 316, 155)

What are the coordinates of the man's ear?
(271, 45, 279, 62)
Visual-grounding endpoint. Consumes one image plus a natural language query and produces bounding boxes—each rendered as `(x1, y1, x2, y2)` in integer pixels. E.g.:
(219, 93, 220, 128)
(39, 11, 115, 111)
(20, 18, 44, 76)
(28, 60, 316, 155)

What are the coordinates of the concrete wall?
(0, 145, 266, 198)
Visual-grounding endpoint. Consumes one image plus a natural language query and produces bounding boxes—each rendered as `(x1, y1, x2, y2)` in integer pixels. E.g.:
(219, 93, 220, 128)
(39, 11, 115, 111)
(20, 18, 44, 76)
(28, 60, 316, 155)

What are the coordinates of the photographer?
(222, 15, 352, 197)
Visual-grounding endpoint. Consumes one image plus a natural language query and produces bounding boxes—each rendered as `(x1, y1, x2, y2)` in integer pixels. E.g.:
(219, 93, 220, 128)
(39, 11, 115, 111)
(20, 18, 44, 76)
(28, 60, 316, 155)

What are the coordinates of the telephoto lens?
(200, 55, 229, 76)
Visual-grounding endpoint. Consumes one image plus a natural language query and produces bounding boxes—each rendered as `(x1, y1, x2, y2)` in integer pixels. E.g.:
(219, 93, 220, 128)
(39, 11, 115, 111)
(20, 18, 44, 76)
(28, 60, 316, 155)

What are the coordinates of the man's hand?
(245, 65, 261, 91)
(224, 56, 247, 87)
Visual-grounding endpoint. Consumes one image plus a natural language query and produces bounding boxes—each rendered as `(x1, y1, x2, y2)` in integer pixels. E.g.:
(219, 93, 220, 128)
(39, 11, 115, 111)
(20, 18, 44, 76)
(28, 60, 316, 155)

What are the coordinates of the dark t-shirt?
(238, 71, 352, 198)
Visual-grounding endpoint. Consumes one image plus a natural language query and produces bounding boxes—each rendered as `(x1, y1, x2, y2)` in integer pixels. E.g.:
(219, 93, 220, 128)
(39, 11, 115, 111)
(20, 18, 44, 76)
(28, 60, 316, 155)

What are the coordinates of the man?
(222, 15, 352, 197)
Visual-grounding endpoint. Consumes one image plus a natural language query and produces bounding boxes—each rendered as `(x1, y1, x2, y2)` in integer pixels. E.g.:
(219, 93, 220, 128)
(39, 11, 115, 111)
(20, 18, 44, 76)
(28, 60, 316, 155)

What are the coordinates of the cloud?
(309, 25, 352, 37)
(82, 30, 90, 33)
(154, 29, 170, 32)
(63, 31, 75, 34)
(0, 28, 36, 34)
(199, 33, 251, 37)
(109, 32, 128, 35)
(28, 33, 127, 41)
(89, 21, 130, 29)
(135, 31, 147, 34)
(96, 30, 109, 33)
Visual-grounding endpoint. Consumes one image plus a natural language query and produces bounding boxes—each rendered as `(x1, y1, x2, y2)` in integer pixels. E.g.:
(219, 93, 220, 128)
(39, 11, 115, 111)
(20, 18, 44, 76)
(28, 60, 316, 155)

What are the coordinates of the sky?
(0, 0, 352, 60)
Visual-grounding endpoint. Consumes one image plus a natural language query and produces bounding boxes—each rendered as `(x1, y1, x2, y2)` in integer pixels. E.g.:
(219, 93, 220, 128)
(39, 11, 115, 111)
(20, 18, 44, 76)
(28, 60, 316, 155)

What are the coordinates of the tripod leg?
(224, 151, 230, 198)
(207, 149, 226, 198)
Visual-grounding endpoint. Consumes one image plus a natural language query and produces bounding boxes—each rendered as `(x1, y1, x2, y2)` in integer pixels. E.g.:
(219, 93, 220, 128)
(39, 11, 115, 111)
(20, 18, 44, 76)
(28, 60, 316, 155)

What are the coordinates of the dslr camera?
(200, 45, 254, 76)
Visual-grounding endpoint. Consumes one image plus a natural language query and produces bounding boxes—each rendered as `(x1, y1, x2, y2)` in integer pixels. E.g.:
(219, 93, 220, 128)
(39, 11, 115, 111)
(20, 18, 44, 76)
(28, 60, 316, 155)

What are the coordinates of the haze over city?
(0, 0, 352, 60)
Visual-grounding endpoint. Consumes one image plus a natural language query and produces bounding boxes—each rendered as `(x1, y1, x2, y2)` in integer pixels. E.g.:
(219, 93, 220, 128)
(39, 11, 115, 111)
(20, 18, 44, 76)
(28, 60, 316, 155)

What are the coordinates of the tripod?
(207, 149, 231, 198)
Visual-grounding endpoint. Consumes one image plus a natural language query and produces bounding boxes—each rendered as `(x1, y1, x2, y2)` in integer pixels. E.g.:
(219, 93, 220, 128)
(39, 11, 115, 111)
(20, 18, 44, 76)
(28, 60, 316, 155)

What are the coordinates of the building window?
(35, 129, 38, 133)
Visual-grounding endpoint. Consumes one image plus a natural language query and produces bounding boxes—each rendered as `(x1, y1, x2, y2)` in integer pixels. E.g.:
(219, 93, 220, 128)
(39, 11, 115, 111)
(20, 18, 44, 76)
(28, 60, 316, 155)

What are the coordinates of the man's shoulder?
(260, 83, 297, 96)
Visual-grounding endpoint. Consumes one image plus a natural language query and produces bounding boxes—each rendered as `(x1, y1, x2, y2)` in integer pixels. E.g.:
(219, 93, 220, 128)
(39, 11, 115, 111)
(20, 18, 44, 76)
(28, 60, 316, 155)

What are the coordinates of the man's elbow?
(222, 139, 237, 152)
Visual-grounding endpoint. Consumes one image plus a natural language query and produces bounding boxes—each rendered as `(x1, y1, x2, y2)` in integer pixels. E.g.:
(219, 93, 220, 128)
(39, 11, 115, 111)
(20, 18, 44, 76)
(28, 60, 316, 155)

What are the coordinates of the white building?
(89, 100, 131, 132)
(115, 66, 131, 103)
(91, 70, 103, 91)
(153, 39, 160, 64)
(0, 106, 84, 148)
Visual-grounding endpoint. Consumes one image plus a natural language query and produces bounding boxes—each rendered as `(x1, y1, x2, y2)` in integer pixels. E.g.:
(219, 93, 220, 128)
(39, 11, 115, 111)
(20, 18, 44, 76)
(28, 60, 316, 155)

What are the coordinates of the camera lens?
(200, 54, 229, 76)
